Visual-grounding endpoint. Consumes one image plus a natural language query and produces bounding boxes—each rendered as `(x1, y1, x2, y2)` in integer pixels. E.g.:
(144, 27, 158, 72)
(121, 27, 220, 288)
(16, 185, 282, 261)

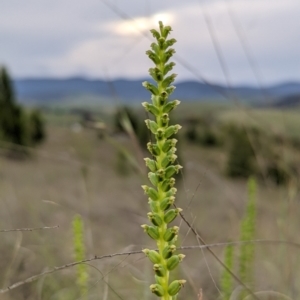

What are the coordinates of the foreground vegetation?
(0, 98, 299, 299)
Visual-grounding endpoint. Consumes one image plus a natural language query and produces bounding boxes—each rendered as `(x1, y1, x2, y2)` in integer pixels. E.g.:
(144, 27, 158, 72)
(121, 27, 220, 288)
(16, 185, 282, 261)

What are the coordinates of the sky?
(0, 0, 299, 86)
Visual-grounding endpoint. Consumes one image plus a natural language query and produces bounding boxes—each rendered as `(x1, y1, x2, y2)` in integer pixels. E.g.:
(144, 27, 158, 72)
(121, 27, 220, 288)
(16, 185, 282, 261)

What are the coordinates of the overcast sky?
(0, 0, 299, 85)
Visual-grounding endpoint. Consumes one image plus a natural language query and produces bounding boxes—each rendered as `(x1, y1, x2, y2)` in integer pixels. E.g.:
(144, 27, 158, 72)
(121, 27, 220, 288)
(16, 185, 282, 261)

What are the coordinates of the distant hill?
(13, 77, 300, 106)
(273, 94, 300, 108)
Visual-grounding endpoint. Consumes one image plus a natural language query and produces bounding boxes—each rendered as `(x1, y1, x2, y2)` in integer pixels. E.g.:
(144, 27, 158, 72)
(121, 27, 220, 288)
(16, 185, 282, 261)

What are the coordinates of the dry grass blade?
(1, 240, 299, 295)
(174, 204, 261, 300)
(0, 226, 59, 233)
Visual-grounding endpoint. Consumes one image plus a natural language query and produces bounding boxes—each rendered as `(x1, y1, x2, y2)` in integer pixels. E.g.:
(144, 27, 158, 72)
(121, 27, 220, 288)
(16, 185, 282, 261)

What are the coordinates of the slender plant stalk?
(72, 214, 88, 298)
(239, 177, 257, 298)
(141, 21, 185, 300)
(220, 242, 234, 300)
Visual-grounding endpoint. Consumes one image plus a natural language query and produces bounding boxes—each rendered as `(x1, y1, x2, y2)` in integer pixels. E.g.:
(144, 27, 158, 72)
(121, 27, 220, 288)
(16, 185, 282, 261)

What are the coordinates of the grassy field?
(0, 103, 300, 299)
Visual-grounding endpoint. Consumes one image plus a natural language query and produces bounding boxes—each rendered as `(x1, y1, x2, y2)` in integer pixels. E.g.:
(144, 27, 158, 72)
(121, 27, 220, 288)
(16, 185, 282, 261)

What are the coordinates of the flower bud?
(153, 264, 166, 277)
(162, 244, 176, 259)
(142, 102, 160, 116)
(161, 113, 169, 127)
(149, 67, 163, 82)
(161, 179, 172, 192)
(162, 100, 181, 113)
(150, 29, 160, 39)
(166, 254, 185, 271)
(158, 37, 165, 48)
(162, 48, 175, 63)
(150, 284, 164, 297)
(163, 226, 179, 242)
(162, 139, 177, 153)
(142, 249, 161, 264)
(144, 158, 157, 172)
(145, 120, 158, 134)
(163, 62, 176, 75)
(165, 165, 182, 178)
(162, 25, 172, 38)
(147, 142, 160, 156)
(156, 128, 164, 140)
(168, 280, 186, 296)
(142, 185, 159, 201)
(161, 154, 177, 168)
(164, 38, 177, 50)
(147, 212, 163, 226)
(145, 50, 160, 65)
(149, 199, 158, 213)
(159, 91, 168, 105)
(148, 172, 159, 186)
(150, 42, 159, 53)
(156, 168, 165, 180)
(160, 196, 175, 211)
(141, 225, 159, 240)
(164, 208, 182, 224)
(142, 81, 159, 95)
(164, 125, 182, 138)
(165, 187, 177, 197)
(166, 85, 176, 95)
(162, 74, 177, 88)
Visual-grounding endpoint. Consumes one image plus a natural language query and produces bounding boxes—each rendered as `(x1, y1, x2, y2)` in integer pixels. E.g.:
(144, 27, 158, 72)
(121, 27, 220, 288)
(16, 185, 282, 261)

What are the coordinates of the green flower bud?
(164, 38, 177, 50)
(164, 124, 182, 138)
(161, 154, 177, 168)
(142, 185, 159, 201)
(149, 199, 159, 213)
(168, 280, 186, 296)
(145, 120, 158, 134)
(161, 113, 169, 126)
(165, 187, 177, 197)
(156, 168, 165, 180)
(166, 85, 176, 95)
(165, 164, 182, 178)
(147, 142, 160, 156)
(141, 224, 159, 240)
(158, 37, 165, 48)
(163, 100, 181, 113)
(166, 254, 185, 271)
(144, 158, 157, 172)
(163, 62, 176, 75)
(153, 264, 166, 277)
(162, 139, 177, 153)
(164, 208, 182, 224)
(156, 128, 164, 140)
(149, 67, 163, 82)
(163, 226, 179, 242)
(145, 50, 160, 65)
(160, 196, 175, 211)
(142, 81, 159, 95)
(150, 29, 160, 39)
(148, 172, 159, 186)
(159, 91, 168, 105)
(161, 179, 171, 192)
(150, 284, 164, 297)
(162, 48, 176, 63)
(147, 212, 163, 226)
(142, 102, 160, 116)
(162, 25, 172, 38)
(162, 74, 177, 89)
(150, 42, 159, 53)
(142, 249, 161, 264)
(162, 244, 177, 259)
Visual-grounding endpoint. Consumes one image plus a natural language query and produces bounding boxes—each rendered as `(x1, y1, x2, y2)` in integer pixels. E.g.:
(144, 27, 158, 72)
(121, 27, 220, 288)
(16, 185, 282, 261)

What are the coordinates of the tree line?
(0, 67, 45, 148)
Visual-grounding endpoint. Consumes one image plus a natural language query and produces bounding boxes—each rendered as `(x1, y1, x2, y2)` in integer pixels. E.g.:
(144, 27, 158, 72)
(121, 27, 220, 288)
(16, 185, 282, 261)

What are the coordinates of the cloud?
(0, 0, 299, 84)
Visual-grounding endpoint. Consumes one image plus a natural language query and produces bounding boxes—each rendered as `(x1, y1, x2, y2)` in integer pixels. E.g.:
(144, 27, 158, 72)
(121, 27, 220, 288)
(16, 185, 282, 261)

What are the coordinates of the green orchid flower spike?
(141, 21, 186, 300)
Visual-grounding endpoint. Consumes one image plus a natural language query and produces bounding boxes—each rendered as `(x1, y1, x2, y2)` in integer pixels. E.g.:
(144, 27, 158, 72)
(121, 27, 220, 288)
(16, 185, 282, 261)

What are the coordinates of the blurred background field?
(1, 102, 300, 299)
